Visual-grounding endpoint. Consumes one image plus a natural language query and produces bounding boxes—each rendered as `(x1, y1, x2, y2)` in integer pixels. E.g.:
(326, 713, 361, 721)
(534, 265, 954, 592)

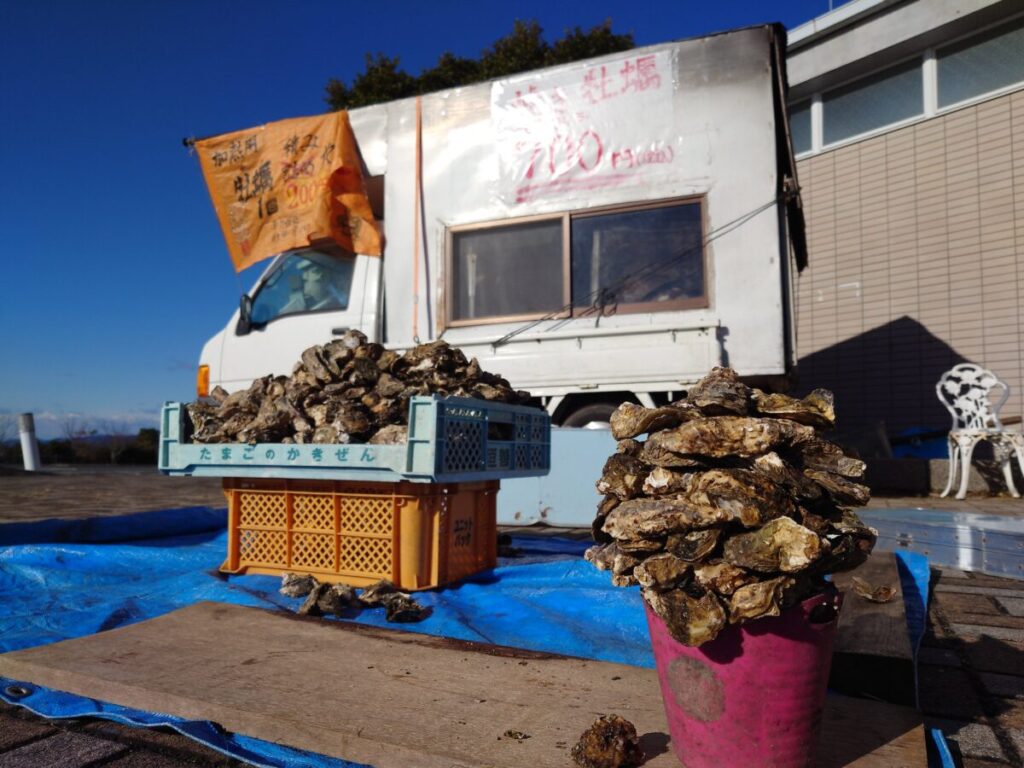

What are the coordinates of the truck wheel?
(561, 403, 619, 429)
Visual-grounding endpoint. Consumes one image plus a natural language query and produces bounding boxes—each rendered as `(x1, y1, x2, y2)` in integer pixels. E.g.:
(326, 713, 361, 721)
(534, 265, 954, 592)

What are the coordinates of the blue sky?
(0, 0, 836, 439)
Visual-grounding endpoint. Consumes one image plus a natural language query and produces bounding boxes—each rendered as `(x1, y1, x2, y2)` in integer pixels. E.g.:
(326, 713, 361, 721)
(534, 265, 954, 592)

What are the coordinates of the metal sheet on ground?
(0, 602, 925, 768)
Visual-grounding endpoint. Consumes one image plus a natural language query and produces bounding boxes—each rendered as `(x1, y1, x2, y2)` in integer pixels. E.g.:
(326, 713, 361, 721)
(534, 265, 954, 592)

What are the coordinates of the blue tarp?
(0, 507, 940, 767)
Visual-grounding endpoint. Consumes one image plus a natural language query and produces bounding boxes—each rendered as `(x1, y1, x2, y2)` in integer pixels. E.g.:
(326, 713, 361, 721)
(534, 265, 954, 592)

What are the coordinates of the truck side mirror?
(236, 294, 253, 336)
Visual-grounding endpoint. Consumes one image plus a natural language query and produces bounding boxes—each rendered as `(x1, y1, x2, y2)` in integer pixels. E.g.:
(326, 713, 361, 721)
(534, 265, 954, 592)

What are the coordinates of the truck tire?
(561, 403, 619, 429)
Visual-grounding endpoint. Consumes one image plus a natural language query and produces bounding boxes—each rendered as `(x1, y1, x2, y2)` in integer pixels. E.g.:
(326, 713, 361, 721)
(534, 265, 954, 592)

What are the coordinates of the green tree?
(325, 19, 634, 110)
(546, 20, 633, 65)
(325, 53, 418, 110)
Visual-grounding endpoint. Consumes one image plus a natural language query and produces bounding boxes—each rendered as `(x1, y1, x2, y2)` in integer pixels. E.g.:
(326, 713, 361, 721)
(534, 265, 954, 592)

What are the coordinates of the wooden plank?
(831, 551, 916, 705)
(0, 602, 925, 768)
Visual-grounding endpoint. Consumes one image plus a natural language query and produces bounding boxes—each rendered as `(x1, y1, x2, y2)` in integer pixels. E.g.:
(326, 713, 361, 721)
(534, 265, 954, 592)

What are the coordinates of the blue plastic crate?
(158, 395, 550, 483)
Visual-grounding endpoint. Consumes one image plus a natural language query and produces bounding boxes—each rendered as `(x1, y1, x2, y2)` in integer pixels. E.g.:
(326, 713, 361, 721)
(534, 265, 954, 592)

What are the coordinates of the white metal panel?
(352, 26, 789, 384)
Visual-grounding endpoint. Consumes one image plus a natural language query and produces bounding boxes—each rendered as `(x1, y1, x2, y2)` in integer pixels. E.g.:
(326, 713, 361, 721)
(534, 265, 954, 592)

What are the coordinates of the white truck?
(198, 24, 806, 427)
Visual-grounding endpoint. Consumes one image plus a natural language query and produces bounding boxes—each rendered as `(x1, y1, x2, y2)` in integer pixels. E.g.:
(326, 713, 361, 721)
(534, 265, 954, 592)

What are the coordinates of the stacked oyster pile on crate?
(186, 330, 528, 445)
(586, 367, 876, 646)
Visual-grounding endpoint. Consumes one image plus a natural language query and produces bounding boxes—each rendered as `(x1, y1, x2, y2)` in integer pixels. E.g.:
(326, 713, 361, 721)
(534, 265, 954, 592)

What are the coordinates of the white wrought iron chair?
(936, 364, 1024, 500)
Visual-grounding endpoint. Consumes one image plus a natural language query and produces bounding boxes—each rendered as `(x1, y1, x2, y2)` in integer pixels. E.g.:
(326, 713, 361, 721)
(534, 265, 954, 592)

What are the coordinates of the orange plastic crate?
(221, 477, 498, 591)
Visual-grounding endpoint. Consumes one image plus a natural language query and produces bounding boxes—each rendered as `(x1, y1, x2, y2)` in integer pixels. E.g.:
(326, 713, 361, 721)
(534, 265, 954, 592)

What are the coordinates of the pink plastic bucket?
(645, 588, 843, 768)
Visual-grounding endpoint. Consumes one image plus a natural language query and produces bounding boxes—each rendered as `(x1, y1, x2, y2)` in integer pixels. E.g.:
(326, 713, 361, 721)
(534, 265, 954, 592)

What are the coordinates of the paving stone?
(935, 592, 1002, 616)
(1008, 729, 1024, 761)
(964, 639, 1024, 676)
(101, 751, 218, 768)
(937, 585, 1024, 599)
(919, 646, 963, 667)
(0, 712, 56, 751)
(927, 718, 1006, 761)
(953, 624, 1024, 643)
(997, 597, 1024, 617)
(920, 666, 987, 721)
(936, 568, 973, 579)
(953, 615, 1024, 631)
(0, 731, 127, 768)
(994, 697, 1024, 730)
(80, 721, 242, 766)
(981, 672, 1024, 699)
(961, 760, 1009, 768)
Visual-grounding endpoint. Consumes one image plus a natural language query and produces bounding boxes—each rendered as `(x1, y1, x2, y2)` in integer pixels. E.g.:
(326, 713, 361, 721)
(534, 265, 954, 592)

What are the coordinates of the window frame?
(443, 195, 708, 330)
(819, 53, 925, 149)
(935, 12, 1024, 113)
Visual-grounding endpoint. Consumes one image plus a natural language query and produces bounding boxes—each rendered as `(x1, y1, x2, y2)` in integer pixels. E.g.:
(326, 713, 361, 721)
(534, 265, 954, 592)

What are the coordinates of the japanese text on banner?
(492, 51, 676, 205)
(195, 111, 381, 272)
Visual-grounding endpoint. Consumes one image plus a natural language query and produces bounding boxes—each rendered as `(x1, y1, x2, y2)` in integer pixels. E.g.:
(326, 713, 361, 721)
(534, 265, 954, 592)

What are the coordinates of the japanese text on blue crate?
(196, 446, 377, 463)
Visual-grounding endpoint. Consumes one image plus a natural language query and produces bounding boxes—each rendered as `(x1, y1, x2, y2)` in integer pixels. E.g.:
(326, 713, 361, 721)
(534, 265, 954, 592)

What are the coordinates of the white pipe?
(18, 413, 41, 472)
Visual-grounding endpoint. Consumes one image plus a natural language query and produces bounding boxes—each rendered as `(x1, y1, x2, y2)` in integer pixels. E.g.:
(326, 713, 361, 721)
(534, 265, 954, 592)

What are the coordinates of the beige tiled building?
(786, 0, 1024, 440)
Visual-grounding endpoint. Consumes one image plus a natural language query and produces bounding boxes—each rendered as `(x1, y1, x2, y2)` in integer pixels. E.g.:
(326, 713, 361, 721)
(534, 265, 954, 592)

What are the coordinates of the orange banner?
(195, 111, 381, 272)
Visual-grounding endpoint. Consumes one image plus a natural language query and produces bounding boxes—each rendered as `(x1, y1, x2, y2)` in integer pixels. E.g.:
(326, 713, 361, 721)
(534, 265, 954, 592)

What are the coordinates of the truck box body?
(201, 25, 803, 423)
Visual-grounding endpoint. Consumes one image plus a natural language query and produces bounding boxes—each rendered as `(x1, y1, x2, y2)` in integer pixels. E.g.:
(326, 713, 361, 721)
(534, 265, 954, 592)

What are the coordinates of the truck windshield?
(249, 248, 355, 326)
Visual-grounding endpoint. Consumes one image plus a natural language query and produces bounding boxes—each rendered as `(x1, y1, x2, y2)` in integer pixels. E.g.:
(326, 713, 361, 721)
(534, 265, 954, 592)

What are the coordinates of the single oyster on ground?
(280, 573, 318, 598)
(571, 714, 645, 768)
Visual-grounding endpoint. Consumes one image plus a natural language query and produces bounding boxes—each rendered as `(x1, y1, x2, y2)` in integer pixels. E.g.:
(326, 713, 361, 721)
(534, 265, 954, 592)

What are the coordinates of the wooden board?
(0, 602, 925, 768)
(831, 551, 916, 705)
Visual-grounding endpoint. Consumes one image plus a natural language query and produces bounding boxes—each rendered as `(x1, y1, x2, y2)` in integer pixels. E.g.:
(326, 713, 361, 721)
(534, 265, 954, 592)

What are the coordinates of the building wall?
(794, 88, 1024, 436)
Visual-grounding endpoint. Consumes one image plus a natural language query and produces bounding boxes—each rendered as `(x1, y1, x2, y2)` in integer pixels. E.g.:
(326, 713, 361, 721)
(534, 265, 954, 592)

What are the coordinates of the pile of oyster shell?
(186, 330, 528, 445)
(585, 367, 876, 647)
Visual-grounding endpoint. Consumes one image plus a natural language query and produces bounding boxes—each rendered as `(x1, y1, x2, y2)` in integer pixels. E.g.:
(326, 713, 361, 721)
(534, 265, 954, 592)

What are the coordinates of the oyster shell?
(797, 437, 866, 478)
(693, 561, 755, 596)
(642, 466, 695, 496)
(665, 528, 722, 561)
(368, 424, 408, 444)
(602, 498, 735, 540)
(634, 553, 691, 591)
(595, 455, 651, 500)
(728, 576, 796, 623)
(647, 417, 814, 459)
(685, 366, 751, 416)
(752, 388, 836, 429)
(643, 588, 727, 646)
(381, 592, 429, 622)
(571, 714, 645, 768)
(610, 402, 698, 440)
(359, 579, 400, 607)
(280, 573, 318, 598)
(683, 469, 796, 526)
(804, 469, 871, 506)
(722, 517, 824, 573)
